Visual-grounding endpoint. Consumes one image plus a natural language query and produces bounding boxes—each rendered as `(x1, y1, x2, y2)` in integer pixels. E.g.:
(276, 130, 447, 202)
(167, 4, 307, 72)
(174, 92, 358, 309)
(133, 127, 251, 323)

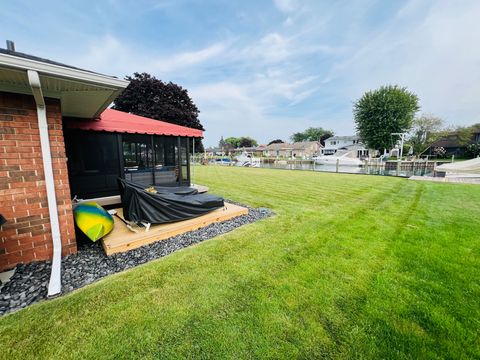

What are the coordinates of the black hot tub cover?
(118, 179, 225, 224)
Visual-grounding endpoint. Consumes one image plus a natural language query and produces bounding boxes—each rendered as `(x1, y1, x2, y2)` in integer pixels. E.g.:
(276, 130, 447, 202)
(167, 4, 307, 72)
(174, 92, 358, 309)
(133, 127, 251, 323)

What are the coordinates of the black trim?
(177, 137, 182, 185)
(186, 137, 191, 186)
(151, 135, 156, 185)
(117, 133, 125, 179)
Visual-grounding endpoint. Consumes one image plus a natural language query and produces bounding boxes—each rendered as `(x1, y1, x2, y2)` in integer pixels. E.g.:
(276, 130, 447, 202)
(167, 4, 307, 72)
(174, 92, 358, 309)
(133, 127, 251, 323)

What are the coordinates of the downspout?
(27, 70, 62, 297)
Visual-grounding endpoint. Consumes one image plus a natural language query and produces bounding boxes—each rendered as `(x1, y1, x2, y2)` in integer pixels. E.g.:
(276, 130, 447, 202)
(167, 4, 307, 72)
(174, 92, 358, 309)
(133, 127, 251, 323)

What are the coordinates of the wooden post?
(336, 158, 339, 173)
(396, 161, 400, 176)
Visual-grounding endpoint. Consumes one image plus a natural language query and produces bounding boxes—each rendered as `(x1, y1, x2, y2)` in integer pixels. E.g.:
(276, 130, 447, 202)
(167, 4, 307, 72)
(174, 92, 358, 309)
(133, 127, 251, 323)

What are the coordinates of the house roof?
(430, 135, 461, 148)
(265, 141, 321, 151)
(326, 135, 360, 141)
(265, 143, 291, 150)
(291, 141, 322, 150)
(65, 108, 203, 138)
(430, 126, 480, 149)
(0, 47, 128, 118)
(0, 48, 103, 75)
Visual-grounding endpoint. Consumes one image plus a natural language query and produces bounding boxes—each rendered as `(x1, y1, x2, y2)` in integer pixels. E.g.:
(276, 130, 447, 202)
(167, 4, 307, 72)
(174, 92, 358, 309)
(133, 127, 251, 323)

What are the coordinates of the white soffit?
(0, 52, 128, 118)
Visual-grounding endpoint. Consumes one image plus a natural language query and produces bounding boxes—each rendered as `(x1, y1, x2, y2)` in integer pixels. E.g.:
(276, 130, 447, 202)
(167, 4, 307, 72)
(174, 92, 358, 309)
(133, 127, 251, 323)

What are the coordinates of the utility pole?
(391, 133, 407, 159)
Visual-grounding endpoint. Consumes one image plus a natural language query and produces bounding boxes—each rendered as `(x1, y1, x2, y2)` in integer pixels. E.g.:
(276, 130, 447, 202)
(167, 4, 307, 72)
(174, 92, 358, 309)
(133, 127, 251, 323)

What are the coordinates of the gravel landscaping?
(0, 204, 273, 316)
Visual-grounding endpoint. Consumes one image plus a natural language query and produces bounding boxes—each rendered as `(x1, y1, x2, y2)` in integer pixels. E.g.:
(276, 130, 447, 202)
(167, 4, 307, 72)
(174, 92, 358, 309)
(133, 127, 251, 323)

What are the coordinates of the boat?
(235, 151, 260, 167)
(211, 157, 232, 165)
(73, 202, 114, 241)
(314, 149, 364, 166)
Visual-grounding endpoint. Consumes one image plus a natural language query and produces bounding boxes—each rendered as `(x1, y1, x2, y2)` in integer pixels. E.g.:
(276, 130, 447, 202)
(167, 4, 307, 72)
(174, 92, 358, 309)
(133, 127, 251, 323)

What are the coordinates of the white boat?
(314, 150, 364, 166)
(236, 151, 260, 167)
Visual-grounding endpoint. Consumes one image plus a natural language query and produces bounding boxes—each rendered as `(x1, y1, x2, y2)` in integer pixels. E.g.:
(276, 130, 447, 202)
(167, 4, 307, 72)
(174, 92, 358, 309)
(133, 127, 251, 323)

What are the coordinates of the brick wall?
(0, 91, 76, 271)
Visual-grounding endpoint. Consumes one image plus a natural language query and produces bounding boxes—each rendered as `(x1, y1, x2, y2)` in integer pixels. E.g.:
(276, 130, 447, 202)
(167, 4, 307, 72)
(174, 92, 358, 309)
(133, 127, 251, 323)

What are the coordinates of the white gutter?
(27, 70, 62, 297)
(1, 52, 128, 88)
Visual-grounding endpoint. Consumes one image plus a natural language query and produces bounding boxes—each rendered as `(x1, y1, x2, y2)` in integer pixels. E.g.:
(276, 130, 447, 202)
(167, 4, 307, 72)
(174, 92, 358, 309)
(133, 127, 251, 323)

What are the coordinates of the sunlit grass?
(1, 167, 479, 359)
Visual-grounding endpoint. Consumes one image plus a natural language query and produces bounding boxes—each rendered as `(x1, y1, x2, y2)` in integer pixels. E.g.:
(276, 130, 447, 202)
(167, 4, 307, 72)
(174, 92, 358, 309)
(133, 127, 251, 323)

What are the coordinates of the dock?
(101, 202, 248, 255)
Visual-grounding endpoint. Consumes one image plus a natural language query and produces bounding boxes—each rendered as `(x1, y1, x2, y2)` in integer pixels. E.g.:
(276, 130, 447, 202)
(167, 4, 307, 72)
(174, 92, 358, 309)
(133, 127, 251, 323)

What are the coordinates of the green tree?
(408, 114, 445, 155)
(224, 136, 258, 148)
(113, 72, 205, 152)
(290, 127, 334, 145)
(238, 137, 258, 147)
(268, 139, 284, 145)
(224, 137, 241, 148)
(465, 144, 480, 158)
(218, 136, 226, 149)
(455, 123, 480, 146)
(353, 85, 420, 152)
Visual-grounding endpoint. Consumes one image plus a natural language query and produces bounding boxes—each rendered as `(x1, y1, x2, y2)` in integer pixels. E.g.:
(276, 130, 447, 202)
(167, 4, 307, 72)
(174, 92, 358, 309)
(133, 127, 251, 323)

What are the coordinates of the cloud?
(273, 0, 299, 13)
(73, 34, 229, 78)
(327, 0, 480, 125)
(153, 42, 228, 73)
(190, 79, 320, 145)
(20, 0, 478, 146)
(75, 35, 132, 77)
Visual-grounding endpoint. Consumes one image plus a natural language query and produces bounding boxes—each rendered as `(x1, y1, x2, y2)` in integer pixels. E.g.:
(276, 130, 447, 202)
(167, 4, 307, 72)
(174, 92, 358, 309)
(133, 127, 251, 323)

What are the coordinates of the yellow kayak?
(73, 202, 114, 242)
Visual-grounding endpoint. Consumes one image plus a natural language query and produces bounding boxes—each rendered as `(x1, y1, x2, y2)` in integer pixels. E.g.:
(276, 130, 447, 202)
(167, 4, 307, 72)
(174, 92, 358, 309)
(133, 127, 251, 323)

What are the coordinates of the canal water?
(257, 162, 433, 178)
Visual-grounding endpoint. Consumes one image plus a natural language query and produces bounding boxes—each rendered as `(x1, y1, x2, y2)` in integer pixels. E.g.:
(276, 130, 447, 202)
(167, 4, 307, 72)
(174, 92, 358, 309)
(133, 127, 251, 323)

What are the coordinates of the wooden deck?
(101, 202, 248, 255)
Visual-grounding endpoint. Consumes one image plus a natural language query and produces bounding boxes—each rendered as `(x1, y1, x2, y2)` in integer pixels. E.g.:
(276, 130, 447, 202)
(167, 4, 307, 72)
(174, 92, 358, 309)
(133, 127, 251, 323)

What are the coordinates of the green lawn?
(1, 167, 479, 359)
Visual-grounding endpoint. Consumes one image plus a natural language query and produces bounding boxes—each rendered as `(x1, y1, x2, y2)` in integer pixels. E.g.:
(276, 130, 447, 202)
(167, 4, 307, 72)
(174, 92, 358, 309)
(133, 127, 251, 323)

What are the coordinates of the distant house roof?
(235, 146, 265, 151)
(265, 143, 291, 150)
(264, 141, 321, 151)
(326, 135, 360, 141)
(291, 141, 322, 150)
(430, 126, 480, 149)
(65, 108, 203, 138)
(430, 135, 462, 149)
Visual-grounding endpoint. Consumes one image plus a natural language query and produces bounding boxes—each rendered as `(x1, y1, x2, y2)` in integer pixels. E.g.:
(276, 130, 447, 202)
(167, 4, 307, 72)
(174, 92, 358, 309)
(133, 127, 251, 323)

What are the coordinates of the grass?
(1, 166, 479, 359)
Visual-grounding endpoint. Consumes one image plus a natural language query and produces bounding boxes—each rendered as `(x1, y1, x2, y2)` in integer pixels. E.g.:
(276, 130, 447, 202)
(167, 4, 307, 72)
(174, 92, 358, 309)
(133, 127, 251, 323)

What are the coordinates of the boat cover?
(118, 179, 224, 224)
(436, 157, 480, 175)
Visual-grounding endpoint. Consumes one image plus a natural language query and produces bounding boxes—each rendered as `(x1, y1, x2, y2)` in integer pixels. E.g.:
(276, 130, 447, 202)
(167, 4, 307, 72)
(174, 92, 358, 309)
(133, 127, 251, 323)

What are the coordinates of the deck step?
(101, 202, 248, 255)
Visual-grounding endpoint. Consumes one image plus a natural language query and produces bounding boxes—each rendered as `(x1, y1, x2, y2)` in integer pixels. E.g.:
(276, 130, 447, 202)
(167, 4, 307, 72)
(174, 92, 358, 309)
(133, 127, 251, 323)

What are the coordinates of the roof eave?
(0, 52, 129, 89)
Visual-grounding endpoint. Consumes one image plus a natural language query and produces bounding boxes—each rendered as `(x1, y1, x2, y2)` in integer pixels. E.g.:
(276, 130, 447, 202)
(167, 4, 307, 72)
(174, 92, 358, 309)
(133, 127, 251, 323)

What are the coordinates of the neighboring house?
(291, 141, 322, 158)
(0, 43, 202, 294)
(263, 143, 291, 157)
(321, 135, 370, 158)
(205, 147, 222, 156)
(233, 145, 266, 157)
(263, 141, 322, 158)
(428, 126, 480, 157)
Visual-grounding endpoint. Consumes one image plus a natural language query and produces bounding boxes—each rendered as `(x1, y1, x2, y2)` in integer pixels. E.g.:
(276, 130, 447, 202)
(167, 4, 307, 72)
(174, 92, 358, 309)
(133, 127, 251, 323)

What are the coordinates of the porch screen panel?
(65, 131, 120, 198)
(154, 136, 179, 185)
(123, 134, 153, 186)
(180, 137, 189, 184)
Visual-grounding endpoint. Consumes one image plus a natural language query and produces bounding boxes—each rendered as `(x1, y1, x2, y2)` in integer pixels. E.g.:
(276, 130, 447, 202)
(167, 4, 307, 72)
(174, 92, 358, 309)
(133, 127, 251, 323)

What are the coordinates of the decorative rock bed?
(0, 204, 273, 316)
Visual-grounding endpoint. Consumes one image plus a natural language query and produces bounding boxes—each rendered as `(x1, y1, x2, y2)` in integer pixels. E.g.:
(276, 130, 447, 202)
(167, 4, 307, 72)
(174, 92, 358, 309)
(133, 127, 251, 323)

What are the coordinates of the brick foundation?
(0, 92, 76, 271)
